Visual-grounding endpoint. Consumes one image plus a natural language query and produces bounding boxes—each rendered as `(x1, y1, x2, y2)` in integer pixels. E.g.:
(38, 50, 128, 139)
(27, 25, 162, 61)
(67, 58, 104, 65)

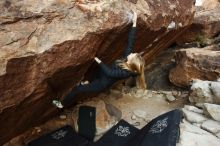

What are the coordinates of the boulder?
(201, 120, 220, 134)
(169, 45, 220, 87)
(204, 103, 220, 122)
(144, 47, 178, 90)
(176, 0, 220, 45)
(211, 81, 220, 98)
(184, 105, 203, 114)
(177, 120, 220, 146)
(195, 103, 205, 109)
(189, 80, 220, 104)
(182, 109, 207, 123)
(0, 0, 195, 144)
(217, 132, 220, 139)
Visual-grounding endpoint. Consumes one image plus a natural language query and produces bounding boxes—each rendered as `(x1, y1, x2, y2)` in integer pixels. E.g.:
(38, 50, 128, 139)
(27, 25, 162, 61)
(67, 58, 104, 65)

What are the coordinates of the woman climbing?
(52, 10, 146, 108)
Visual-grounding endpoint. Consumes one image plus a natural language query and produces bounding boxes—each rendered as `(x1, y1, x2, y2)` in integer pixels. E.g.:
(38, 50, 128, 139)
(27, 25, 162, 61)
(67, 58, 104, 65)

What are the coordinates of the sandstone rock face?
(0, 0, 195, 144)
(169, 45, 220, 87)
(144, 47, 178, 90)
(176, 0, 220, 45)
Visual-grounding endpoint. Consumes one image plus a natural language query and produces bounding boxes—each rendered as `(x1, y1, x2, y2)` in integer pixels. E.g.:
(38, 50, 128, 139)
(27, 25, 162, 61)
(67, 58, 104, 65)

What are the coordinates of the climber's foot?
(81, 80, 90, 85)
(52, 100, 64, 109)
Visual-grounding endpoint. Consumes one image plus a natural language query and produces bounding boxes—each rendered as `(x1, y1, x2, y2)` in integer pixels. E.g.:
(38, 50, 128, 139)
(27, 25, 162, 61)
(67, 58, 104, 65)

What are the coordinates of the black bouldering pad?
(28, 125, 88, 146)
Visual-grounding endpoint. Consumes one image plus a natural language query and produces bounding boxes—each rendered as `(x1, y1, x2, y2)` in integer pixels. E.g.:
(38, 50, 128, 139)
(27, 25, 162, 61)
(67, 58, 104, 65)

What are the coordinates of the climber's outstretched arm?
(94, 57, 137, 78)
(123, 10, 137, 58)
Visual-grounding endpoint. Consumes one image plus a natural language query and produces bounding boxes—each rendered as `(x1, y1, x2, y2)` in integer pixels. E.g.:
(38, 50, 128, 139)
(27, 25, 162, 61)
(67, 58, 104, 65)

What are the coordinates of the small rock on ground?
(133, 110, 147, 120)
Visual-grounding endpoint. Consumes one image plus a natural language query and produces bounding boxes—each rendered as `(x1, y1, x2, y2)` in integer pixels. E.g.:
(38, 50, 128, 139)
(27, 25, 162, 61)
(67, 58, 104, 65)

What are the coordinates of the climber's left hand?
(132, 10, 137, 27)
(94, 57, 102, 64)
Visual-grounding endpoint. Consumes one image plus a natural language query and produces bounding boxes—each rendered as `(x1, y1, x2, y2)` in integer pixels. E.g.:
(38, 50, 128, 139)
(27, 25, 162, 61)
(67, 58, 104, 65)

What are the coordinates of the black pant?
(62, 78, 112, 107)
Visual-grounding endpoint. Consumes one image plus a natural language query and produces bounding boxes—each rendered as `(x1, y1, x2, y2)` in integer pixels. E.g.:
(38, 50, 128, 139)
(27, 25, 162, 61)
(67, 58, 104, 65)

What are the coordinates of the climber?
(52, 10, 146, 108)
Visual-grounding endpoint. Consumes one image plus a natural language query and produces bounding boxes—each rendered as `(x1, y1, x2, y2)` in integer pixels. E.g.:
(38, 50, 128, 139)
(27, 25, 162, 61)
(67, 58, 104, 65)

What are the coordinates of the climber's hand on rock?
(132, 10, 137, 27)
(94, 57, 102, 64)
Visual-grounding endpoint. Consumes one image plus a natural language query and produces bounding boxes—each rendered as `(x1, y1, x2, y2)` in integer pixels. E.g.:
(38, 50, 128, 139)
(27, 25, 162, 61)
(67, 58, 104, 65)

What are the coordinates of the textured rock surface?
(182, 108, 207, 123)
(144, 47, 178, 90)
(176, 0, 220, 45)
(204, 103, 220, 122)
(169, 45, 220, 87)
(181, 104, 220, 144)
(189, 80, 220, 104)
(201, 120, 220, 134)
(177, 120, 220, 146)
(0, 0, 195, 143)
(184, 105, 203, 114)
(133, 109, 147, 120)
(217, 132, 220, 139)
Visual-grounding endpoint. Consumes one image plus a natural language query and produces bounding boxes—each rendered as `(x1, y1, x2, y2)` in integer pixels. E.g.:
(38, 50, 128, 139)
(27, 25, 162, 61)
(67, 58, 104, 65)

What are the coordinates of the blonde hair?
(117, 52, 147, 89)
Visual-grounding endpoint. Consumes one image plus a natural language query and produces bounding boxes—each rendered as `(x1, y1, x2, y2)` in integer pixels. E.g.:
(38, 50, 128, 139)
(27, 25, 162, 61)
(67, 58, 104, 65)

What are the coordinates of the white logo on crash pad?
(115, 126, 131, 137)
(51, 130, 68, 140)
(149, 117, 168, 134)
